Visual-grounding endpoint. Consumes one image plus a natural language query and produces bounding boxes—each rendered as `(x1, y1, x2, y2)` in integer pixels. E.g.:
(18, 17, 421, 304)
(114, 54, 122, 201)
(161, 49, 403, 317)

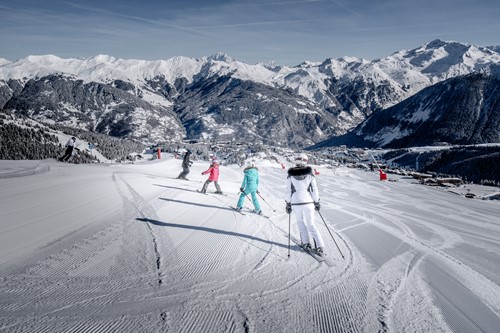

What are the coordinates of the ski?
(287, 235, 335, 267)
(197, 190, 227, 196)
(244, 206, 270, 218)
(251, 211, 270, 219)
(230, 206, 246, 215)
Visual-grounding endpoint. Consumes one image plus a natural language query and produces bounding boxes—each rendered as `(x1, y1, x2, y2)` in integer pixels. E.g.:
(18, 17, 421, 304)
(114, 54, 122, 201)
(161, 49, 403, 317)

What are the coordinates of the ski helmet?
(295, 153, 308, 167)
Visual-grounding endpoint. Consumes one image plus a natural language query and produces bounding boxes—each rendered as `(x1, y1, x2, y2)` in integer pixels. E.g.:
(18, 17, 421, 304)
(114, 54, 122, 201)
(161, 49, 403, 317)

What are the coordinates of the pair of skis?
(230, 206, 271, 218)
(231, 208, 335, 266)
(230, 206, 267, 217)
(231, 204, 335, 266)
(196, 190, 227, 196)
(287, 235, 335, 266)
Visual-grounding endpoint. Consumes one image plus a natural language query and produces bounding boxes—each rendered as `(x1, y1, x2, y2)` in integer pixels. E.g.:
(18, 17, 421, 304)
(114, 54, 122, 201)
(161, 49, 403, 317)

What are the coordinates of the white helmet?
(295, 153, 308, 167)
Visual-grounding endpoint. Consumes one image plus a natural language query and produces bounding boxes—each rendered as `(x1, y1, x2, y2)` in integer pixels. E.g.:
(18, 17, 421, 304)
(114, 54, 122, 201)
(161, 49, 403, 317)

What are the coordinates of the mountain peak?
(425, 39, 447, 49)
(23, 54, 65, 64)
(207, 52, 234, 62)
(87, 54, 118, 63)
(0, 58, 11, 66)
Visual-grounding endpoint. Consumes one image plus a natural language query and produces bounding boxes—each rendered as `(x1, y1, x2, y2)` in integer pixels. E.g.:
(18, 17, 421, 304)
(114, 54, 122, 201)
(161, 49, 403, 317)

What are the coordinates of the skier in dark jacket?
(58, 137, 76, 162)
(177, 150, 193, 180)
(285, 153, 325, 256)
(235, 161, 261, 214)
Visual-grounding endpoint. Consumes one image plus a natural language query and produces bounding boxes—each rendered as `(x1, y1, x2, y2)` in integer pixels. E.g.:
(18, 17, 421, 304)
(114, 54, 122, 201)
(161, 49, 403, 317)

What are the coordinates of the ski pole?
(288, 213, 291, 257)
(317, 211, 345, 260)
(257, 192, 276, 212)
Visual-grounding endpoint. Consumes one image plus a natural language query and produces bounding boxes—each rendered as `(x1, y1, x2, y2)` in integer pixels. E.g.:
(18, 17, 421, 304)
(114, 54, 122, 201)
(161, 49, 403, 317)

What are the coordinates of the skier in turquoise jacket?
(235, 161, 261, 214)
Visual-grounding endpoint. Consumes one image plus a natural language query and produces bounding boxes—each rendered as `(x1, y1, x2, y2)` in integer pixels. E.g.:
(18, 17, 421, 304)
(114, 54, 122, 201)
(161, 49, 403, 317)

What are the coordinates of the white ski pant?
(292, 203, 324, 248)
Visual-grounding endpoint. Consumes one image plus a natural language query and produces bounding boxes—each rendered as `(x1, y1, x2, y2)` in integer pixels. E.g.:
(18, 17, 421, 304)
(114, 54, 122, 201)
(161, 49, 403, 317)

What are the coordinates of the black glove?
(314, 201, 320, 211)
(240, 187, 245, 193)
(256, 190, 260, 194)
(286, 202, 292, 214)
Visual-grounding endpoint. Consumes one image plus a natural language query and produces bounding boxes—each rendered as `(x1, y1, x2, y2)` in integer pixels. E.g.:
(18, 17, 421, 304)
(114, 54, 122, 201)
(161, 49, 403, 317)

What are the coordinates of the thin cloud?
(176, 18, 324, 31)
(219, 0, 324, 7)
(171, 0, 324, 12)
(57, 0, 182, 29)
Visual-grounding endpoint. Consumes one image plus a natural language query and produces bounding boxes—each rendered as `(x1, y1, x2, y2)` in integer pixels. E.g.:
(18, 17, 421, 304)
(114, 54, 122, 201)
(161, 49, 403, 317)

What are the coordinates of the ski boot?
(301, 243, 312, 251)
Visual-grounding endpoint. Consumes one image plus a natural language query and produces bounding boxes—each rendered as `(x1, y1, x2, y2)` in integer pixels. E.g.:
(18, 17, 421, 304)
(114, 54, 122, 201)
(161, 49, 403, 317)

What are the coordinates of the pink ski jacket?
(202, 165, 220, 181)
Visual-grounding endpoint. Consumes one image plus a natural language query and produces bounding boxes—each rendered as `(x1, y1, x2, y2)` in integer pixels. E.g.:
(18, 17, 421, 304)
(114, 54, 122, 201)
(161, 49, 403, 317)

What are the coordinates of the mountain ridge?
(311, 71, 500, 149)
(1, 39, 500, 147)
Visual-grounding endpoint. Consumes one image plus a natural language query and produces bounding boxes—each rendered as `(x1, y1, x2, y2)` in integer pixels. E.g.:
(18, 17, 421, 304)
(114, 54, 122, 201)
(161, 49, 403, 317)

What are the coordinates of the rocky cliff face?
(312, 72, 500, 148)
(2, 74, 185, 143)
(173, 75, 344, 147)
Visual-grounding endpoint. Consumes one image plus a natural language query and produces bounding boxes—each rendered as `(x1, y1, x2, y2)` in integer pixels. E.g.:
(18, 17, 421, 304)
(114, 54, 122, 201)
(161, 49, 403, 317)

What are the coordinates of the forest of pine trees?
(0, 115, 146, 163)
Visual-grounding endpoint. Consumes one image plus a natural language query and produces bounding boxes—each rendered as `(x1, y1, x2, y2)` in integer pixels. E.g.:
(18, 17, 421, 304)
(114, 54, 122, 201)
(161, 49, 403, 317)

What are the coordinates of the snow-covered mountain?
(1, 40, 499, 146)
(311, 71, 500, 148)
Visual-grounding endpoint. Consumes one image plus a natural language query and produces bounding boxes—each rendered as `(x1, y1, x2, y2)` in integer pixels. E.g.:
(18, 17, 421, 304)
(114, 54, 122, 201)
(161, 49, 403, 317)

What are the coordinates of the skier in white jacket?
(285, 153, 325, 256)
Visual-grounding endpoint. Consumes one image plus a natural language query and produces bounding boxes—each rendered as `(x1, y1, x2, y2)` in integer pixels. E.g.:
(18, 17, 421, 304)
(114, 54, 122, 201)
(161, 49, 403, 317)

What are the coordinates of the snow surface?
(0, 157, 499, 332)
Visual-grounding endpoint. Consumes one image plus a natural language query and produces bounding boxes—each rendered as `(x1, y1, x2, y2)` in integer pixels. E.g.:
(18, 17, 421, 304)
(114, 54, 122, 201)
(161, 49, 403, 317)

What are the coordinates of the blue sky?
(1, 0, 499, 65)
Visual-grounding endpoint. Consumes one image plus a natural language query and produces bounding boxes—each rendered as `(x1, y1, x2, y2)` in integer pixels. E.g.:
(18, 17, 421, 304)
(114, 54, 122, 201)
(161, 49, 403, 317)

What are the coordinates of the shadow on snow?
(136, 218, 292, 251)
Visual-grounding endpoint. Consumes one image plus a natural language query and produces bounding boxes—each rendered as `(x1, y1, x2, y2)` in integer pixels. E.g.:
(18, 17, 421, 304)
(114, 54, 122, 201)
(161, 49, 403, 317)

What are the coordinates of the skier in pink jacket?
(200, 160, 223, 194)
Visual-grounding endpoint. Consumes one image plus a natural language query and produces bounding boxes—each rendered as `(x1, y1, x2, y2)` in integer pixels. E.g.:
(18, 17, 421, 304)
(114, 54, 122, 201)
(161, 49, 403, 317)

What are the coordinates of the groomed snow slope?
(0, 157, 499, 332)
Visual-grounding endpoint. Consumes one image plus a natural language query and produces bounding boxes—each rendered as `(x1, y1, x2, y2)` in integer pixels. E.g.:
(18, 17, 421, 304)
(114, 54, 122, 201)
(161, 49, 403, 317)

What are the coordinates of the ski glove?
(314, 201, 320, 211)
(286, 202, 292, 214)
(240, 187, 245, 193)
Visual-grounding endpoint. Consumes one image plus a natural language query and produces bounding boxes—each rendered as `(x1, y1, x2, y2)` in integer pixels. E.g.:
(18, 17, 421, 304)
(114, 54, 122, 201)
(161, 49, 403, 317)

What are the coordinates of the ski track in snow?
(0, 159, 499, 332)
(320, 167, 500, 332)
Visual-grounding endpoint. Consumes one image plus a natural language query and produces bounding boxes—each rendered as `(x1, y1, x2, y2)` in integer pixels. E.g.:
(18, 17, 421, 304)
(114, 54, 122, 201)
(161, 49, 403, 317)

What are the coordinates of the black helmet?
(186, 149, 192, 155)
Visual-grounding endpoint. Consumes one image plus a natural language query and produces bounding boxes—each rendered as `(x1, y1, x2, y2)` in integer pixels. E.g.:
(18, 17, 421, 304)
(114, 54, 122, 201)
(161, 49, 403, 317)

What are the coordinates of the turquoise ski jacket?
(241, 167, 259, 193)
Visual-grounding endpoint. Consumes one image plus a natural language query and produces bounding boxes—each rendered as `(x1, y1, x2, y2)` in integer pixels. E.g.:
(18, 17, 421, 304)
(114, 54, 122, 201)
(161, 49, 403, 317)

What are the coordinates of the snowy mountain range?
(1, 39, 500, 147)
(313, 71, 500, 148)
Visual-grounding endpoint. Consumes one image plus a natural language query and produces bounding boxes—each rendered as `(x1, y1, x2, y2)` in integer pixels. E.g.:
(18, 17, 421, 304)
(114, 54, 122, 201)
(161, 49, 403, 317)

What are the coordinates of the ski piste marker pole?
(317, 211, 345, 260)
(370, 153, 382, 171)
(257, 192, 276, 212)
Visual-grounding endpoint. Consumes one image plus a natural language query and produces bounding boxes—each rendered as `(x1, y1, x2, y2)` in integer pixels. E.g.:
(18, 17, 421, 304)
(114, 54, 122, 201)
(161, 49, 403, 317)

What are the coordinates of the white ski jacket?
(285, 166, 319, 205)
